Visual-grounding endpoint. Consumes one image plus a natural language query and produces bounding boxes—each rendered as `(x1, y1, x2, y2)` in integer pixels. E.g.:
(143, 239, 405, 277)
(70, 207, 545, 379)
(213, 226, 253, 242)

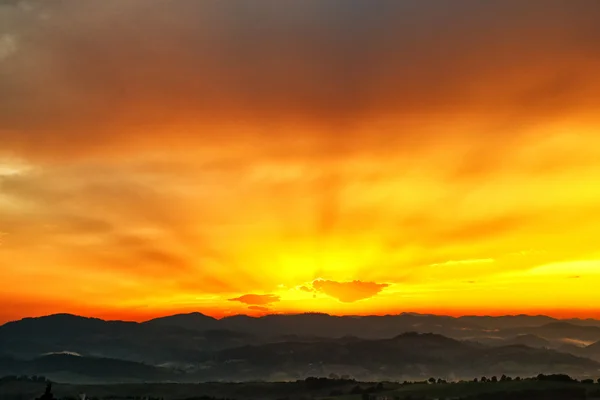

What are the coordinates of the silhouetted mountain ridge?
(4, 312, 600, 378)
(0, 314, 257, 364)
(144, 312, 219, 331)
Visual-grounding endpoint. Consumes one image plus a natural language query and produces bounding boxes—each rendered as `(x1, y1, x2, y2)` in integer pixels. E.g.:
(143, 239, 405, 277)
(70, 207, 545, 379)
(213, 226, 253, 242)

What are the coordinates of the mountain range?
(2, 313, 600, 383)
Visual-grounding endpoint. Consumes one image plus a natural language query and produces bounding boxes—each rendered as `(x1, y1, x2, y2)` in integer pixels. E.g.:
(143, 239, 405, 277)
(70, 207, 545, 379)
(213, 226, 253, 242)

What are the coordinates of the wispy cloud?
(0, 34, 17, 61)
(311, 279, 389, 303)
(229, 294, 280, 306)
(248, 305, 270, 313)
(2, 1, 600, 321)
(430, 259, 495, 267)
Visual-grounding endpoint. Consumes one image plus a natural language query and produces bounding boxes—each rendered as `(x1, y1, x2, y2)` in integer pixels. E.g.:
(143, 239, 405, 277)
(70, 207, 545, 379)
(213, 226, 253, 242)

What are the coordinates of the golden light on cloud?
(2, 1, 600, 323)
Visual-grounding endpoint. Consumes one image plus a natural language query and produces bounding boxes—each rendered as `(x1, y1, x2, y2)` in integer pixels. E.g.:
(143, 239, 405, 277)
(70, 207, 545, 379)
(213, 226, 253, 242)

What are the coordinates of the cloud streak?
(0, 34, 17, 61)
(2, 1, 600, 160)
(248, 306, 270, 313)
(311, 280, 389, 303)
(430, 259, 496, 267)
(229, 294, 281, 306)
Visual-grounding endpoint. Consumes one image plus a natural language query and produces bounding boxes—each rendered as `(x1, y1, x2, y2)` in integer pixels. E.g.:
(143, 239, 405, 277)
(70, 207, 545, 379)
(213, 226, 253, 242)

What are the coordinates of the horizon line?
(4, 310, 600, 326)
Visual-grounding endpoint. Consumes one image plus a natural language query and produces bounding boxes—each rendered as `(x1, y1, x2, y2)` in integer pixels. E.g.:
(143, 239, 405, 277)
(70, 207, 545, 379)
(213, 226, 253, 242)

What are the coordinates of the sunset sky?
(2, 1, 600, 324)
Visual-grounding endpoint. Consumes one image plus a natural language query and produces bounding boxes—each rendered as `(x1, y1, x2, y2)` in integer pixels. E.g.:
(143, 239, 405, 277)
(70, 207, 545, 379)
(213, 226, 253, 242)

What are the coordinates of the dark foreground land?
(3, 376, 600, 400)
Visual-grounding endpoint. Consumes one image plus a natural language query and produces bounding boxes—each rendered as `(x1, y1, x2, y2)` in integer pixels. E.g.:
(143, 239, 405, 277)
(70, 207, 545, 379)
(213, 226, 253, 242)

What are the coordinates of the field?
(3, 379, 600, 400)
(362, 380, 600, 399)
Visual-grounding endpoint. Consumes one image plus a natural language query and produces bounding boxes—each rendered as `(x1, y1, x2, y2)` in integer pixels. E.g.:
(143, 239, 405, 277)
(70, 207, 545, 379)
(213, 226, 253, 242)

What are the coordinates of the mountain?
(3, 313, 600, 382)
(216, 313, 487, 339)
(143, 312, 490, 339)
(4, 312, 600, 381)
(147, 313, 600, 340)
(583, 341, 600, 361)
(506, 334, 552, 348)
(501, 322, 600, 343)
(7, 313, 600, 343)
(144, 312, 219, 331)
(467, 334, 552, 349)
(214, 332, 471, 367)
(194, 333, 600, 381)
(457, 315, 558, 330)
(564, 318, 600, 328)
(0, 314, 256, 364)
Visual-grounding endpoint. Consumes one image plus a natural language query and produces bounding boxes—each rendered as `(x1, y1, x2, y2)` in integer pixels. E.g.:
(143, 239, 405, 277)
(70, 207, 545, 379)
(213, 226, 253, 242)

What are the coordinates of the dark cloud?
(229, 294, 280, 306)
(311, 279, 388, 303)
(2, 1, 600, 159)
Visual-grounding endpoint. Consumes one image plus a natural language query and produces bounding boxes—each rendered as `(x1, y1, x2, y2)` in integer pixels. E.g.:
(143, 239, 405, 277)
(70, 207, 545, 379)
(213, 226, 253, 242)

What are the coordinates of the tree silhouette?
(350, 385, 363, 394)
(36, 383, 55, 400)
(537, 374, 575, 383)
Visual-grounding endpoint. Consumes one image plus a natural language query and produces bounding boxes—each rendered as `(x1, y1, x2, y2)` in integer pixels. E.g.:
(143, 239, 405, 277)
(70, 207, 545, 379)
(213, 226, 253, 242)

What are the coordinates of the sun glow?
(3, 1, 600, 323)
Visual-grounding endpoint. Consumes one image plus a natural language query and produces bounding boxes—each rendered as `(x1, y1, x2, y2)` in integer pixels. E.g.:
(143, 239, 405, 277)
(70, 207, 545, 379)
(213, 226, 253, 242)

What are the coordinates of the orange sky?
(2, 1, 600, 324)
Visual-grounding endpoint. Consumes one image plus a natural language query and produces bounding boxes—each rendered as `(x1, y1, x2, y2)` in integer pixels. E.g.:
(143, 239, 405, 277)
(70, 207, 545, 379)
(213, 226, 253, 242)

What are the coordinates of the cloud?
(248, 306, 270, 313)
(2, 1, 600, 321)
(2, 1, 600, 160)
(430, 259, 495, 267)
(0, 34, 17, 61)
(0, 165, 263, 299)
(229, 294, 280, 306)
(298, 286, 315, 293)
(311, 279, 389, 303)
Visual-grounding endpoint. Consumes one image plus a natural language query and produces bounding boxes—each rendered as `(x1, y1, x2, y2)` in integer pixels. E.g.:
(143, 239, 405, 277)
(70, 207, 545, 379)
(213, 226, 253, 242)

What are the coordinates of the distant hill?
(457, 315, 558, 330)
(7, 312, 600, 341)
(0, 314, 257, 364)
(0, 354, 175, 383)
(564, 318, 600, 328)
(144, 312, 219, 331)
(4, 312, 600, 382)
(500, 322, 600, 343)
(199, 333, 600, 381)
(507, 334, 552, 348)
(464, 334, 551, 349)
(218, 313, 487, 339)
(583, 340, 600, 361)
(150, 313, 600, 341)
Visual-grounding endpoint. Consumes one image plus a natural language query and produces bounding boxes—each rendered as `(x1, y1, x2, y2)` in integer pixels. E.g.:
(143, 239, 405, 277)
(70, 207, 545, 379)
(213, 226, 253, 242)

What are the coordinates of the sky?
(2, 0, 600, 323)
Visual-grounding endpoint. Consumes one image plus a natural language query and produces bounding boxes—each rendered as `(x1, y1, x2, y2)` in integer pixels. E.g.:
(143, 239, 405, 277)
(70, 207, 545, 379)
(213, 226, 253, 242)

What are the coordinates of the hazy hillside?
(145, 312, 220, 331)
(457, 315, 559, 330)
(195, 333, 600, 381)
(499, 322, 600, 344)
(0, 314, 259, 364)
(3, 313, 600, 382)
(0, 354, 176, 383)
